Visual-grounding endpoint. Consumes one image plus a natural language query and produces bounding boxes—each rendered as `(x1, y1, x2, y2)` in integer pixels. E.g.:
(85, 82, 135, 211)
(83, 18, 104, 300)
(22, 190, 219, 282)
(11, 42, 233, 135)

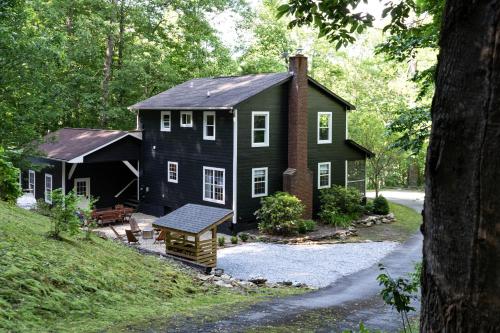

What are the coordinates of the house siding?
(138, 109, 234, 226)
(235, 84, 289, 226)
(83, 136, 141, 163)
(24, 157, 62, 202)
(307, 85, 366, 214)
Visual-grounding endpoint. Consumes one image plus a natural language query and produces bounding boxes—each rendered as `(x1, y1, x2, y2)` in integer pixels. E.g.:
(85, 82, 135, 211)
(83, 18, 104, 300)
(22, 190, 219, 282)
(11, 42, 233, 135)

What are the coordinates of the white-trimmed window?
(44, 174, 53, 204)
(203, 111, 216, 140)
(318, 162, 331, 189)
(167, 161, 178, 183)
(28, 170, 35, 195)
(318, 112, 332, 144)
(251, 111, 269, 147)
(252, 167, 268, 197)
(160, 111, 171, 132)
(203, 166, 225, 204)
(180, 111, 193, 127)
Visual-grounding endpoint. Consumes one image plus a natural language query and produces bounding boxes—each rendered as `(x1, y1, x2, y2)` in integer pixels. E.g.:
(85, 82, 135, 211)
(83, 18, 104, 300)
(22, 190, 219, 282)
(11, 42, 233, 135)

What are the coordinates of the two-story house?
(130, 54, 373, 232)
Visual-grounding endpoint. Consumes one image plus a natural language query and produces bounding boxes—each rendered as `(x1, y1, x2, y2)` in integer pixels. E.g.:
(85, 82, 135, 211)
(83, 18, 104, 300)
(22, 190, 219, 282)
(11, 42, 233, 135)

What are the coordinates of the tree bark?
(421, 1, 500, 331)
(101, 0, 118, 126)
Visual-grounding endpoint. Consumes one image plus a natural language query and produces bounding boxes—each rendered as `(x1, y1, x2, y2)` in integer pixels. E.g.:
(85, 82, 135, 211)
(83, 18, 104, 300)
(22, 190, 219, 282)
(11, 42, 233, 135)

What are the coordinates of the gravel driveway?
(218, 241, 399, 288)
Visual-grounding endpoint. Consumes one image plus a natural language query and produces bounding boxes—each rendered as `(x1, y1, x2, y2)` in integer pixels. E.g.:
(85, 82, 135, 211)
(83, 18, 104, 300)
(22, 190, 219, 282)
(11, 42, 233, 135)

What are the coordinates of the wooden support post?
(212, 227, 217, 267)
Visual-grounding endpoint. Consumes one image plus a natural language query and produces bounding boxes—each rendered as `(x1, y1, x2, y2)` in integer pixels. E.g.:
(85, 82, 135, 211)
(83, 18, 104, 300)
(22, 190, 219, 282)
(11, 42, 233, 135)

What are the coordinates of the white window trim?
(160, 111, 171, 132)
(203, 111, 216, 140)
(317, 111, 332, 144)
(28, 170, 35, 195)
(318, 162, 331, 189)
(180, 111, 193, 128)
(203, 166, 225, 204)
(251, 111, 270, 147)
(167, 161, 178, 183)
(251, 167, 268, 198)
(44, 173, 53, 204)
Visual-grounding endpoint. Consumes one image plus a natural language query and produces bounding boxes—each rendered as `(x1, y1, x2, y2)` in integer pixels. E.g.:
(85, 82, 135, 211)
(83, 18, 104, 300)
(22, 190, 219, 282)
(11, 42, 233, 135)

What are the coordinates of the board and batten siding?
(24, 157, 63, 202)
(307, 85, 366, 214)
(139, 109, 234, 219)
(235, 84, 289, 226)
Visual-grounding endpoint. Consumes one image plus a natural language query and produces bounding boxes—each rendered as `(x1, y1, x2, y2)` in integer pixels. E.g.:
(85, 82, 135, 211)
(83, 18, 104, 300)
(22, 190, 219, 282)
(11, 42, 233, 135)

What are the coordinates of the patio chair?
(109, 225, 124, 242)
(125, 229, 140, 245)
(154, 229, 166, 244)
(129, 217, 141, 234)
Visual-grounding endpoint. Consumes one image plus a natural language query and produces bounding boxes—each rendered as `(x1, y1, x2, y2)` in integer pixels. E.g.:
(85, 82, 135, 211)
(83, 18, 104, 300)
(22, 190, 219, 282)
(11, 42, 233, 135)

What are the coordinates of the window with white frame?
(203, 167, 225, 204)
(318, 162, 331, 189)
(251, 111, 269, 147)
(167, 161, 178, 183)
(180, 111, 193, 127)
(28, 170, 35, 195)
(160, 111, 171, 132)
(318, 112, 332, 144)
(252, 167, 268, 197)
(44, 174, 53, 204)
(203, 111, 216, 140)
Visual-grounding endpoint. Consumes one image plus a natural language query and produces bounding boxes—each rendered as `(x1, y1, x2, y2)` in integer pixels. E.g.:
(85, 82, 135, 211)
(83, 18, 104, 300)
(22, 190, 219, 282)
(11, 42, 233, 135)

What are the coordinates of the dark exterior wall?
(24, 157, 62, 201)
(235, 84, 289, 225)
(307, 85, 366, 214)
(68, 161, 137, 208)
(83, 136, 141, 163)
(138, 109, 234, 222)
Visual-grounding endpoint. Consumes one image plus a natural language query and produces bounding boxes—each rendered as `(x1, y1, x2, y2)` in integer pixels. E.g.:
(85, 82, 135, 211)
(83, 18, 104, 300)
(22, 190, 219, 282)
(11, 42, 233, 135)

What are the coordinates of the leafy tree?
(0, 147, 22, 203)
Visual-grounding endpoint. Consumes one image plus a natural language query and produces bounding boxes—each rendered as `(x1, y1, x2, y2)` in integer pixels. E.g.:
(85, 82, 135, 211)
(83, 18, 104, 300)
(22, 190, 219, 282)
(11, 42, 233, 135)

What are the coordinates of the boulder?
(278, 281, 293, 286)
(249, 276, 267, 285)
(366, 221, 374, 227)
(214, 280, 233, 288)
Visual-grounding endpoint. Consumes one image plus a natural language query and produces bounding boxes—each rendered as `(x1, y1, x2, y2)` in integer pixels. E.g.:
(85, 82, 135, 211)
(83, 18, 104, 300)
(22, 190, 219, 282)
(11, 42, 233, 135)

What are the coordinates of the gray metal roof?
(129, 72, 292, 110)
(153, 204, 233, 234)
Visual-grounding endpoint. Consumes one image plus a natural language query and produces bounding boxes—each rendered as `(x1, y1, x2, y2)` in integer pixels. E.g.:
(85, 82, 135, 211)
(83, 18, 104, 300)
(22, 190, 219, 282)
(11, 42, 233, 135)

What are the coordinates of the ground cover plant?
(0, 201, 299, 333)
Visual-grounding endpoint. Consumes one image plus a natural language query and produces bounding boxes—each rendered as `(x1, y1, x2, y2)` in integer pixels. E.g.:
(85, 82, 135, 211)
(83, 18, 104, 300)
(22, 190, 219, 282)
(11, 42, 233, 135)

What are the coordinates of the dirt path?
(135, 191, 424, 333)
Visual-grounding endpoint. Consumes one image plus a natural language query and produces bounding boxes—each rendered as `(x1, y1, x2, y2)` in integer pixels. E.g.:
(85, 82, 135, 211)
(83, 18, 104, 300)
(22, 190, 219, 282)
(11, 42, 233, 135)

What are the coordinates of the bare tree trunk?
(421, 0, 500, 331)
(116, 0, 126, 106)
(101, 0, 118, 127)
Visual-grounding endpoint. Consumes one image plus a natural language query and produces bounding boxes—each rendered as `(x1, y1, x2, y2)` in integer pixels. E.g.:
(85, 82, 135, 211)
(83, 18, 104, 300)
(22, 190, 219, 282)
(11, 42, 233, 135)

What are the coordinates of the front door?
(74, 178, 91, 209)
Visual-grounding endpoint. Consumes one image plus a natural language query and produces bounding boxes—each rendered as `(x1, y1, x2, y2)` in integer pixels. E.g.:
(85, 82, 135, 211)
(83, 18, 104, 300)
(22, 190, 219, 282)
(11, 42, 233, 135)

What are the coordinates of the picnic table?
(92, 205, 134, 225)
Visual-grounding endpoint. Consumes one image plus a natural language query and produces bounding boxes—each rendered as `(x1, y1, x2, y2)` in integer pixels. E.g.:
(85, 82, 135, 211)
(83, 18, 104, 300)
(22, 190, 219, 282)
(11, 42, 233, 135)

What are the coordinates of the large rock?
(249, 276, 267, 285)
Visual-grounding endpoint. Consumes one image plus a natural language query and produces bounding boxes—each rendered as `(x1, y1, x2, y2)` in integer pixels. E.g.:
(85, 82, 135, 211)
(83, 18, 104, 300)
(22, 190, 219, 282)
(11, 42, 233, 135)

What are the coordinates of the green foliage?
(218, 236, 226, 247)
(297, 219, 316, 234)
(364, 201, 374, 214)
(377, 264, 420, 333)
(342, 322, 382, 333)
(0, 201, 292, 332)
(238, 233, 249, 242)
(230, 236, 238, 244)
(373, 196, 390, 215)
(34, 199, 52, 217)
(0, 147, 21, 203)
(319, 186, 362, 227)
(48, 190, 81, 239)
(255, 192, 305, 235)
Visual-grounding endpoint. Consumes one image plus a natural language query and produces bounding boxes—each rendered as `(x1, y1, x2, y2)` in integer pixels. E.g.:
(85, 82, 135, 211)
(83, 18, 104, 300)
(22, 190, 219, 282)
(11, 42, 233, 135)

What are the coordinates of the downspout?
(232, 108, 238, 224)
(62, 161, 66, 195)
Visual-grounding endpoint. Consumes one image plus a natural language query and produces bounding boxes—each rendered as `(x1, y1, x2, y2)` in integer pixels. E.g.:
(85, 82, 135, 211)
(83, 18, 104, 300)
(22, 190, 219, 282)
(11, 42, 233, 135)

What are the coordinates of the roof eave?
(129, 106, 234, 111)
(307, 76, 356, 110)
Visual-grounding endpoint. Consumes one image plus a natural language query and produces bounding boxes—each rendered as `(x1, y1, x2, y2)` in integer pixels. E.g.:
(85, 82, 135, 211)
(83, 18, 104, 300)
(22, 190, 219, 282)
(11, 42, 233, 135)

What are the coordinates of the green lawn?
(0, 201, 299, 333)
(356, 202, 422, 242)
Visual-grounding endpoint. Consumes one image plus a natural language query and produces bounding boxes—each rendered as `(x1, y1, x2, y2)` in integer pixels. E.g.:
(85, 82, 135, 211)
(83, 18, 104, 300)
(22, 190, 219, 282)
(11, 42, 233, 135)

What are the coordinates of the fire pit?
(142, 227, 154, 239)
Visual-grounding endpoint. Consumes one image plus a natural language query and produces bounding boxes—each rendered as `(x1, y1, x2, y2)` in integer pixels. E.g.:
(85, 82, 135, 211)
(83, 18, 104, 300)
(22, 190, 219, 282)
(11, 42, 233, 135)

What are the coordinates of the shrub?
(238, 233, 249, 242)
(48, 190, 81, 239)
(297, 219, 316, 234)
(0, 147, 21, 203)
(255, 192, 304, 235)
(373, 195, 390, 215)
(35, 199, 52, 216)
(217, 236, 225, 247)
(230, 236, 238, 244)
(364, 200, 374, 214)
(319, 185, 363, 227)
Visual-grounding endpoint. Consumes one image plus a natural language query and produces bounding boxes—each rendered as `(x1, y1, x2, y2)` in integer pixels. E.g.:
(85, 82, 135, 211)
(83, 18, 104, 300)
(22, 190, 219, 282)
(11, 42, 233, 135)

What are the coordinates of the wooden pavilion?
(152, 204, 233, 268)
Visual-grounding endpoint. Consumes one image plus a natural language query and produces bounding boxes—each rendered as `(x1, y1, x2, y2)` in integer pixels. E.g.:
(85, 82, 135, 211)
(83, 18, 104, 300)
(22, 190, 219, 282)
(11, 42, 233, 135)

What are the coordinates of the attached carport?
(27, 128, 142, 209)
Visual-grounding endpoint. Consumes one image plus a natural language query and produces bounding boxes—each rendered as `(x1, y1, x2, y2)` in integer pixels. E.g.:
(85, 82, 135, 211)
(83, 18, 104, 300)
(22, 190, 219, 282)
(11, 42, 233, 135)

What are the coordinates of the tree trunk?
(101, 0, 118, 126)
(421, 1, 500, 331)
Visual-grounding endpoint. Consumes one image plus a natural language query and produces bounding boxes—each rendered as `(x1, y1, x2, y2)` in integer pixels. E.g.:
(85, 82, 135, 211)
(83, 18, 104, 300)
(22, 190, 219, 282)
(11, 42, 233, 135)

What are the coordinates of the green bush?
(48, 190, 81, 239)
(319, 185, 362, 227)
(373, 195, 390, 215)
(255, 192, 304, 235)
(230, 236, 238, 244)
(217, 236, 225, 247)
(364, 200, 374, 214)
(34, 199, 52, 216)
(297, 219, 316, 234)
(238, 233, 249, 242)
(0, 147, 21, 203)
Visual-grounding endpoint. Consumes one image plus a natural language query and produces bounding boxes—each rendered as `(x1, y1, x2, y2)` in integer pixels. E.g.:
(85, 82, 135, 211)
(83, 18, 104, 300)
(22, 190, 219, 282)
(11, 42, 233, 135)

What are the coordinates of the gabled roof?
(153, 204, 233, 235)
(36, 128, 141, 162)
(345, 139, 375, 158)
(129, 72, 355, 110)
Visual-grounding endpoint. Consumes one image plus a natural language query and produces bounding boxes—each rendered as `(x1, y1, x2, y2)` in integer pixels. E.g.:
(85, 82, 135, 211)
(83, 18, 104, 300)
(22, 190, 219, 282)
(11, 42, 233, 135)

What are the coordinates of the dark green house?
(130, 54, 373, 232)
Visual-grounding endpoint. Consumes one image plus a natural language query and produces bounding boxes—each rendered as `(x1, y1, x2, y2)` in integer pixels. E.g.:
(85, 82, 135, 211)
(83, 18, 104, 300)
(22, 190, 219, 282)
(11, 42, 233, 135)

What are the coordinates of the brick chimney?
(283, 54, 313, 219)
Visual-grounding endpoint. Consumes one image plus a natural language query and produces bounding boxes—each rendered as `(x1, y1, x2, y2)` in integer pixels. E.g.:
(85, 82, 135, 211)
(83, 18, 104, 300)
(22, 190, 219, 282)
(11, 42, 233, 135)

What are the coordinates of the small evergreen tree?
(373, 195, 390, 215)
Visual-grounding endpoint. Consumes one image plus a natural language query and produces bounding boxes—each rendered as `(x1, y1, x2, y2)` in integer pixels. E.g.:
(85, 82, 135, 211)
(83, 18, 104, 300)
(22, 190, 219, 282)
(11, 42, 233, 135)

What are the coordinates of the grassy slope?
(0, 202, 297, 333)
(356, 202, 422, 242)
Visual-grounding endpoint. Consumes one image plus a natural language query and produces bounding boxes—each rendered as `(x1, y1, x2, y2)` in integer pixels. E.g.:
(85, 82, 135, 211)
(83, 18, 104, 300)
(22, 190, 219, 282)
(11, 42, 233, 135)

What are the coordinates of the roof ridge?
(61, 127, 126, 132)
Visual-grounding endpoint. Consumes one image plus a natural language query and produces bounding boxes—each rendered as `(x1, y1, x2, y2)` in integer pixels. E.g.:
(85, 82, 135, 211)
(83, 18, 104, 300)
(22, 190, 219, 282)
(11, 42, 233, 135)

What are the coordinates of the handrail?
(114, 179, 137, 198)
